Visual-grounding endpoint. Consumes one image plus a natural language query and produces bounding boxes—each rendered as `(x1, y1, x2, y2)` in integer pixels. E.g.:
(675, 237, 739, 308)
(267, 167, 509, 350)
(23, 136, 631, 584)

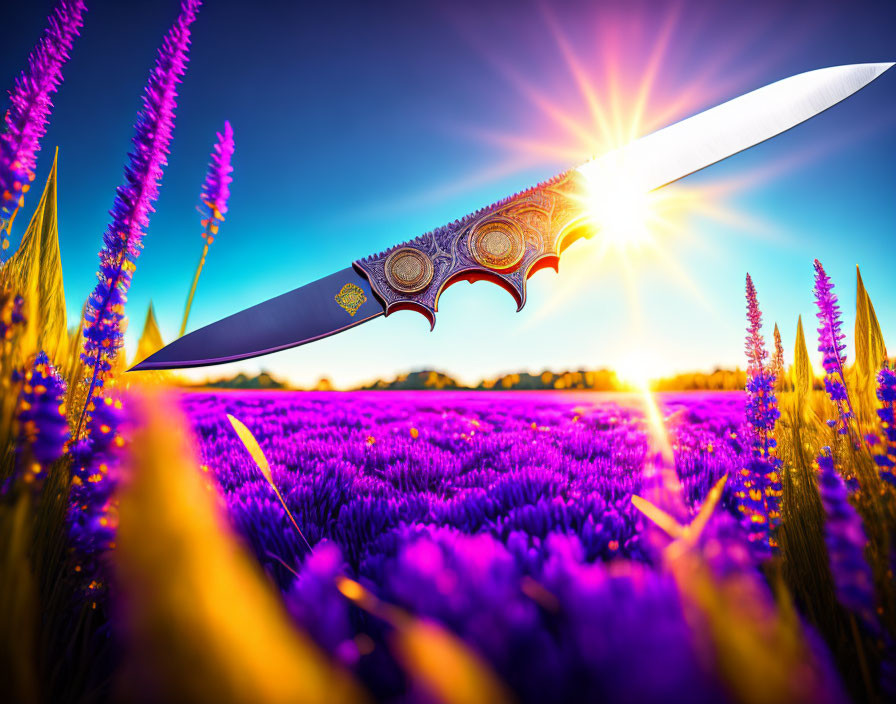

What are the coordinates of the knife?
(131, 62, 893, 371)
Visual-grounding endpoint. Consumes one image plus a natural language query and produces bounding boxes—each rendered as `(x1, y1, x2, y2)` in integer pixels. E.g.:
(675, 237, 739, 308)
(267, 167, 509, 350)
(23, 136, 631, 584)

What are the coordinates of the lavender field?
(183, 390, 744, 574)
(177, 390, 764, 701)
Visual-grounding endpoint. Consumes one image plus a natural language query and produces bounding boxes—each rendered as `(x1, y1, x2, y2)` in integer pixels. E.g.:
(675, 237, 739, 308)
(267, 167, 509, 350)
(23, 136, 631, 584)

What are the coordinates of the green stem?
(179, 223, 214, 338)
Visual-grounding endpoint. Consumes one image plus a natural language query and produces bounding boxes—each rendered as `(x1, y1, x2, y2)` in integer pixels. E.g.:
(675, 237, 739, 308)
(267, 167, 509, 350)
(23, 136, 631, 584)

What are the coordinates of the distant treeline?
(651, 368, 747, 391)
(358, 368, 749, 391)
(190, 366, 831, 392)
(358, 369, 622, 391)
(344, 368, 771, 391)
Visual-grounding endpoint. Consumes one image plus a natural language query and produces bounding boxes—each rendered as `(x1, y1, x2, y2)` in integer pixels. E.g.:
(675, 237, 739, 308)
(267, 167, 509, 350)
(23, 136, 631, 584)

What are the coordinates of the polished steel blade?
(576, 62, 893, 190)
(130, 267, 383, 370)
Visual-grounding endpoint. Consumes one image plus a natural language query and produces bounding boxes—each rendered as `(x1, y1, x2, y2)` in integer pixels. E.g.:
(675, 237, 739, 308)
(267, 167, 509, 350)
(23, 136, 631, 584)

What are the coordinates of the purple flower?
(15, 351, 69, 486)
(737, 275, 781, 550)
(0, 1, 86, 236)
(178, 121, 234, 337)
(744, 274, 767, 375)
(200, 120, 234, 229)
(813, 260, 854, 433)
(816, 449, 879, 635)
(78, 0, 202, 434)
(68, 395, 128, 599)
(874, 366, 896, 486)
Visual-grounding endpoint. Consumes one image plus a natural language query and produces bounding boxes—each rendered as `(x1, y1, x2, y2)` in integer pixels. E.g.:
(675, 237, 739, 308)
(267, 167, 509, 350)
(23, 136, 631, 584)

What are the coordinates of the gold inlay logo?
(335, 283, 367, 316)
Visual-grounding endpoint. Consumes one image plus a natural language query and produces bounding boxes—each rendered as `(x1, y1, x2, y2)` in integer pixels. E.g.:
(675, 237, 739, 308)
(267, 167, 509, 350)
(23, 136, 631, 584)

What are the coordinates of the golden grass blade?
(394, 619, 515, 704)
(227, 413, 312, 553)
(865, 286, 887, 372)
(855, 266, 870, 384)
(132, 301, 165, 366)
(793, 316, 813, 403)
(687, 474, 728, 543)
(227, 413, 272, 480)
(337, 577, 513, 704)
(631, 494, 685, 539)
(117, 393, 366, 704)
(1, 149, 67, 363)
(853, 268, 887, 424)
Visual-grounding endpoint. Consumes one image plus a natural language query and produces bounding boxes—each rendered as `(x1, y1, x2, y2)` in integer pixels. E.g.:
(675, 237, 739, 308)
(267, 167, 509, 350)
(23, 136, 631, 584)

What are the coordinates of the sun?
(614, 347, 654, 390)
(583, 173, 653, 251)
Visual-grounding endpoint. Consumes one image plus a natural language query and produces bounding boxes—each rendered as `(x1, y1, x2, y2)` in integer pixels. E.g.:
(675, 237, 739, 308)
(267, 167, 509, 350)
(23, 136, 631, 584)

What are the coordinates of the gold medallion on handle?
(468, 217, 525, 271)
(384, 247, 434, 293)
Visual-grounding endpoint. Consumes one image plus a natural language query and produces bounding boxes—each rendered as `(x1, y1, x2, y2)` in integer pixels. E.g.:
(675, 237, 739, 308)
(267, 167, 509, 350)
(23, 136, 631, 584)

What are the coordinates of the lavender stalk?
(15, 350, 69, 487)
(813, 259, 855, 434)
(0, 0, 86, 257)
(873, 366, 896, 486)
(737, 274, 782, 550)
(77, 0, 202, 437)
(179, 120, 234, 338)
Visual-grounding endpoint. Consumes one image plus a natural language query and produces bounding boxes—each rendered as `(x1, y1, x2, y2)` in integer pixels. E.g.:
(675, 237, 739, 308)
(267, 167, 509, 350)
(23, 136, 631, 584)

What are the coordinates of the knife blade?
(131, 62, 892, 371)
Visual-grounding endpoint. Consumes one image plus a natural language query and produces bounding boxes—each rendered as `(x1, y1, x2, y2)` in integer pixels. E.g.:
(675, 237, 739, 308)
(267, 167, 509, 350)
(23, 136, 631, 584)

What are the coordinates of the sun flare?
(450, 5, 792, 319)
(583, 174, 653, 251)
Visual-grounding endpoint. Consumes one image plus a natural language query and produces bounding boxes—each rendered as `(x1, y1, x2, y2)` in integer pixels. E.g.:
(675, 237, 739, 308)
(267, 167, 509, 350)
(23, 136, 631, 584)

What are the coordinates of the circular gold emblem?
(468, 217, 525, 271)
(384, 247, 434, 293)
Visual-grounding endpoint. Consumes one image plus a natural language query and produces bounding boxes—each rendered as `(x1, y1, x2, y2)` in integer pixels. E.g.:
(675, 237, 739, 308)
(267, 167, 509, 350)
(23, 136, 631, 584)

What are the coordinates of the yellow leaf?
(117, 393, 365, 703)
(631, 494, 685, 539)
(227, 413, 272, 481)
(854, 266, 870, 384)
(1, 149, 67, 362)
(865, 287, 887, 373)
(336, 577, 513, 704)
(853, 268, 887, 423)
(394, 619, 515, 704)
(688, 474, 728, 542)
(227, 413, 311, 552)
(132, 301, 165, 366)
(792, 315, 813, 401)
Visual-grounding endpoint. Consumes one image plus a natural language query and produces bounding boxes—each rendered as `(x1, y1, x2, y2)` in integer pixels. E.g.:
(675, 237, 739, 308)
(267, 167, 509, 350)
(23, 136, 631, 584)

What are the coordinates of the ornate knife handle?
(353, 170, 591, 328)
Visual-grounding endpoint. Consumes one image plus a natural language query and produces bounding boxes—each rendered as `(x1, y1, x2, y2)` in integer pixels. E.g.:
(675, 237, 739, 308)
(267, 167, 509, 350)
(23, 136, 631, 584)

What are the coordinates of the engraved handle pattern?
(353, 170, 589, 328)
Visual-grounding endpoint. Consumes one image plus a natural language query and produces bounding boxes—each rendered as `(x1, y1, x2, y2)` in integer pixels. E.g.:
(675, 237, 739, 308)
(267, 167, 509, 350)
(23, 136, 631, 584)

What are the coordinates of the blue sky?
(3, 0, 896, 387)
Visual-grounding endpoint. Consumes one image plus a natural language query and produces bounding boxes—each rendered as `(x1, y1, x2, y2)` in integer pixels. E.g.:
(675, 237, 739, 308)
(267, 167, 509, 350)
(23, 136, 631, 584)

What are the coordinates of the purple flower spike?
(0, 1, 86, 228)
(178, 121, 234, 338)
(737, 275, 782, 551)
(15, 351, 69, 486)
(816, 450, 880, 635)
(813, 260, 854, 433)
(68, 395, 128, 600)
(874, 366, 896, 486)
(78, 0, 202, 434)
(745, 274, 767, 375)
(200, 120, 234, 227)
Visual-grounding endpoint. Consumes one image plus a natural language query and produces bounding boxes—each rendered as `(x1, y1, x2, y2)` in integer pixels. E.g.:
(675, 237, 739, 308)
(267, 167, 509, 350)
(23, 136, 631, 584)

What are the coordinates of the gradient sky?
(3, 0, 896, 387)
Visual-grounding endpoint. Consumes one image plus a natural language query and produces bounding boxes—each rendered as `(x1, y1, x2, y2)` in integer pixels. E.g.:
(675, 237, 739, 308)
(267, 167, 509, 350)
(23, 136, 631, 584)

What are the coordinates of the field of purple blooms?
(178, 390, 764, 701)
